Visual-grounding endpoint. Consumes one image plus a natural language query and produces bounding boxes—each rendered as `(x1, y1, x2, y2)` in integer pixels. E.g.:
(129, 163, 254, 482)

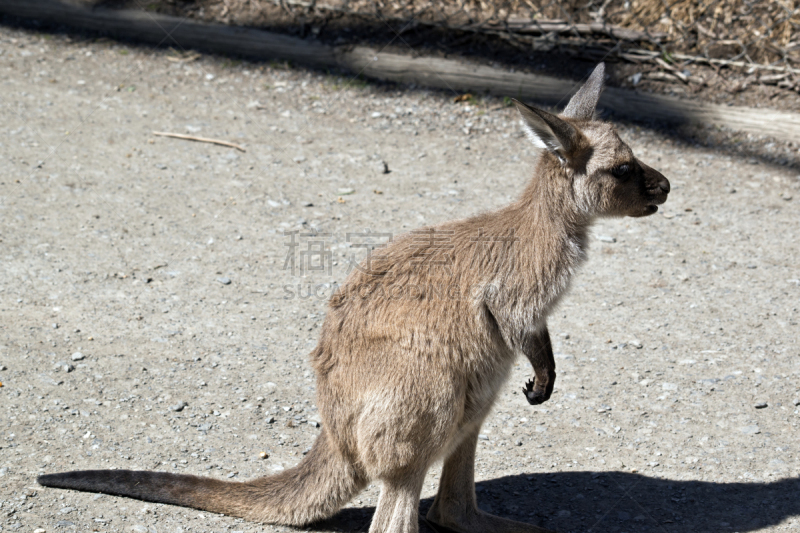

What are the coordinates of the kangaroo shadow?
(316, 471, 800, 532)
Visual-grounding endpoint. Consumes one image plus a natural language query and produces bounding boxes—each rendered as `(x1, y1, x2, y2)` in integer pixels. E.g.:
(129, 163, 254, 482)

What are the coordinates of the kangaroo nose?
(638, 159, 669, 195)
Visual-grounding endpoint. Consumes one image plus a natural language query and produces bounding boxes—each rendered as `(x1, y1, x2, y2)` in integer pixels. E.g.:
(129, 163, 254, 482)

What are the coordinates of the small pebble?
(266, 416, 275, 424)
(259, 451, 269, 459)
(597, 235, 616, 243)
(216, 277, 231, 285)
(794, 399, 800, 406)
(227, 472, 238, 478)
(629, 339, 643, 349)
(131, 525, 149, 533)
(34, 529, 46, 533)
(740, 424, 761, 435)
(337, 187, 355, 195)
(54, 361, 74, 373)
(754, 401, 768, 409)
(71, 352, 85, 361)
(478, 434, 489, 440)
(0, 364, 6, 371)
(170, 401, 188, 412)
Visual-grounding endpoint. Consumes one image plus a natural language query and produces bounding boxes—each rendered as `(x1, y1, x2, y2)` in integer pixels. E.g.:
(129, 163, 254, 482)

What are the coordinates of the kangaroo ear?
(513, 99, 578, 162)
(562, 62, 605, 120)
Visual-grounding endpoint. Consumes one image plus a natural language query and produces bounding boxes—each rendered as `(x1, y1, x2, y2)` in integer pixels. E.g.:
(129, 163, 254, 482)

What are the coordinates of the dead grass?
(612, 0, 800, 65)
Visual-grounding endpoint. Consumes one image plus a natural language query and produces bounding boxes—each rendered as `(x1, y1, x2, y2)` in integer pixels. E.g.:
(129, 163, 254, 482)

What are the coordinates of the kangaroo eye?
(611, 164, 631, 178)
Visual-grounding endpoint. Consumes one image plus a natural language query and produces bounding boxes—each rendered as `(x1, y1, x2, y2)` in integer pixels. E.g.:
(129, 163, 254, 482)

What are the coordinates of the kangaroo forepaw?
(523, 379, 548, 405)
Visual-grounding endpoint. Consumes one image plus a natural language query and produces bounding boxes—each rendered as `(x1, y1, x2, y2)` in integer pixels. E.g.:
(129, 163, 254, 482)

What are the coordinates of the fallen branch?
(671, 53, 800, 75)
(152, 131, 246, 152)
(484, 18, 667, 42)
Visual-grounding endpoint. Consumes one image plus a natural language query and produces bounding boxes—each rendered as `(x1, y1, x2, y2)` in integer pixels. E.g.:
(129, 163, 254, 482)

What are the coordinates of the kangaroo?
(38, 63, 669, 533)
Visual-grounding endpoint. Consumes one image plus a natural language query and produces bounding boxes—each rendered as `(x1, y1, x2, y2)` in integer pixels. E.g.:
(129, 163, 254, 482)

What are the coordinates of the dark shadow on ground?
(315, 471, 800, 533)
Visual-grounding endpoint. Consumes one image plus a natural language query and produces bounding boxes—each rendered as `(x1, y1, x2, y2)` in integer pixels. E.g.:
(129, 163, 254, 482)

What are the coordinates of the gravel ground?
(1, 23, 799, 533)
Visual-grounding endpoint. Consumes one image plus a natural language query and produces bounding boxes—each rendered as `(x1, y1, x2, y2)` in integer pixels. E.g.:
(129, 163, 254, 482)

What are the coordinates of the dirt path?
(0, 23, 799, 533)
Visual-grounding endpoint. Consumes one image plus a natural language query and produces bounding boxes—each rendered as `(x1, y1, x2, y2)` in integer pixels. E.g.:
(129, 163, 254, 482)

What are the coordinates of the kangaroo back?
(38, 428, 365, 525)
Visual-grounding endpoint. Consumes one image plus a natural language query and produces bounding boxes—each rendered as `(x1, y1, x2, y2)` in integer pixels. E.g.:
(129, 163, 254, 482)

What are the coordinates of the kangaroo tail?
(37, 428, 365, 525)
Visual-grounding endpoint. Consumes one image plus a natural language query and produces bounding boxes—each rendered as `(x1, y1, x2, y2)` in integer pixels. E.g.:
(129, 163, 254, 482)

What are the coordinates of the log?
(2, 0, 800, 142)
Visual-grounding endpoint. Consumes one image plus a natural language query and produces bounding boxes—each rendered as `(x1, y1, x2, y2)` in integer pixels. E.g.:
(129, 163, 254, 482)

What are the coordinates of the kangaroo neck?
(509, 162, 593, 270)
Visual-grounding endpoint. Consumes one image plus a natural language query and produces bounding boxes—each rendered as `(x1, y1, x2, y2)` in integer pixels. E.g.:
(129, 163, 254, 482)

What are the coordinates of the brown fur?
(38, 63, 669, 533)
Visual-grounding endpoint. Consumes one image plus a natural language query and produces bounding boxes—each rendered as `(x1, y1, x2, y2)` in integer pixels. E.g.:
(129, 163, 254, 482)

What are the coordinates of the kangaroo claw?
(523, 378, 547, 405)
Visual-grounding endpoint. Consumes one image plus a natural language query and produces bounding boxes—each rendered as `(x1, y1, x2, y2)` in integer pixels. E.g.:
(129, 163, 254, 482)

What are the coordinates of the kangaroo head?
(513, 63, 670, 218)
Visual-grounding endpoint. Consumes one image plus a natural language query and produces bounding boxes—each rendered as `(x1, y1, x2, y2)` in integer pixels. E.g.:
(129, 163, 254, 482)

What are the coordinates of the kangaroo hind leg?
(369, 469, 427, 533)
(427, 427, 555, 533)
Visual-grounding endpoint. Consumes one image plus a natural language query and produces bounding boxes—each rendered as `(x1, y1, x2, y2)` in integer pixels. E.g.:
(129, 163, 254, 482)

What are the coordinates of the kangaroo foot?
(427, 508, 556, 533)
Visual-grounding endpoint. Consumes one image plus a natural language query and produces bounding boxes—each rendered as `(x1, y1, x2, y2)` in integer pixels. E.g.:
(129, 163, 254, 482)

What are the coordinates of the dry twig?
(152, 131, 246, 152)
